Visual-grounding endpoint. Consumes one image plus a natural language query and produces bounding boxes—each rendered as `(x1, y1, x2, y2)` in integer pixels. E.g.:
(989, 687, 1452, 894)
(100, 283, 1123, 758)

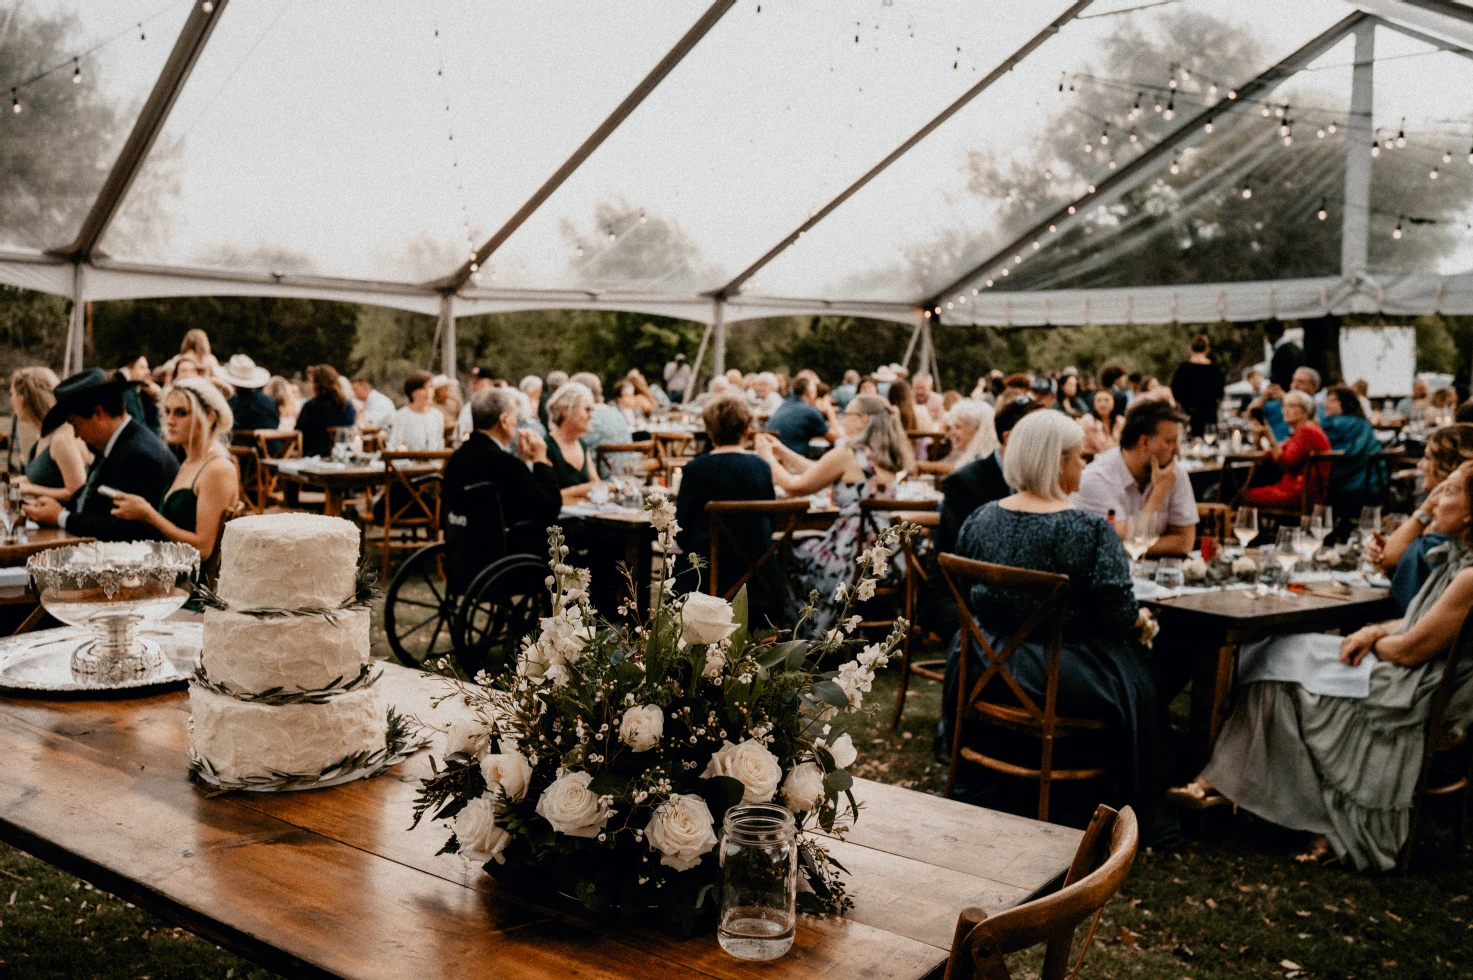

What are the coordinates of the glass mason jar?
(718, 803, 797, 961)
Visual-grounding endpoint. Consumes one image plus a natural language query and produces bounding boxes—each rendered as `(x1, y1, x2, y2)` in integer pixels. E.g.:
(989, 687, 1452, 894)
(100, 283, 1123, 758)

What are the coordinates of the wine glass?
(1296, 517, 1322, 564)
(1202, 424, 1218, 448)
(1233, 507, 1259, 554)
(1358, 506, 1382, 579)
(0, 487, 15, 544)
(1309, 504, 1333, 547)
(1274, 527, 1301, 593)
(1123, 514, 1158, 577)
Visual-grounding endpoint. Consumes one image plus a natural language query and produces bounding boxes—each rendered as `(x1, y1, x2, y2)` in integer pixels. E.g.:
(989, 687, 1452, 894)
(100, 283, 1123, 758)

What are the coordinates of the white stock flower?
(841, 615, 861, 634)
(619, 704, 664, 752)
(834, 661, 873, 709)
(480, 750, 533, 801)
(857, 643, 886, 669)
(681, 592, 740, 647)
(454, 793, 512, 865)
(821, 732, 857, 769)
(646, 494, 679, 534)
(781, 761, 826, 812)
(855, 579, 877, 602)
(645, 794, 718, 871)
(702, 739, 782, 803)
(832, 583, 847, 603)
(535, 771, 611, 838)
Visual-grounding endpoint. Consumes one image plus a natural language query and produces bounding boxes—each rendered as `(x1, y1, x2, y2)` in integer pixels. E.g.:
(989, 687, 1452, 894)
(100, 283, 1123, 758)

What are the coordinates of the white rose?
(822, 732, 857, 770)
(645, 793, 718, 871)
(620, 704, 664, 752)
(681, 592, 739, 646)
(480, 750, 533, 801)
(453, 793, 511, 865)
(702, 739, 782, 804)
(535, 771, 611, 838)
(781, 761, 826, 812)
(442, 715, 489, 759)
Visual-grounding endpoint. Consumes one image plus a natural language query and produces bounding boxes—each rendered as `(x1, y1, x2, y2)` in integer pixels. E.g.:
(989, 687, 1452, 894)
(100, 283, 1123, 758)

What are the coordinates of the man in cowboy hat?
(22, 369, 178, 542)
(222, 354, 278, 431)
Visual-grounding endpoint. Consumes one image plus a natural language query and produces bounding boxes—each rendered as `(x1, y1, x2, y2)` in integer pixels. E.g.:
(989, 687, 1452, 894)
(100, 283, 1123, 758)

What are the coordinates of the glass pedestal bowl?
(27, 541, 199, 686)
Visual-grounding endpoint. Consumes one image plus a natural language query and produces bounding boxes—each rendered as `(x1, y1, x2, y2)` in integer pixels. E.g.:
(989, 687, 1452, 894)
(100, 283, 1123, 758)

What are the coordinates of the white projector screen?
(1339, 326, 1417, 398)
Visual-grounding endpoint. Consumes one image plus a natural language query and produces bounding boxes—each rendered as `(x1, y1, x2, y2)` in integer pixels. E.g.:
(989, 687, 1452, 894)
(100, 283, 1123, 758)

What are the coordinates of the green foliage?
(0, 285, 68, 375)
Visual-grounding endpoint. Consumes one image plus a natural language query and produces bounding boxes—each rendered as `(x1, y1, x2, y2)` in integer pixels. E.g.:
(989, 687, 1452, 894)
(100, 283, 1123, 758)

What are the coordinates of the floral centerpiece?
(410, 493, 914, 932)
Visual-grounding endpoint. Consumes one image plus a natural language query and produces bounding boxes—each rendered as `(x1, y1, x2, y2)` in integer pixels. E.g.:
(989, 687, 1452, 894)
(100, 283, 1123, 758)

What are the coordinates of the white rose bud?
(442, 716, 489, 759)
(535, 771, 611, 838)
(824, 732, 857, 770)
(644, 793, 718, 871)
(781, 761, 826, 812)
(480, 750, 533, 801)
(681, 592, 740, 647)
(453, 793, 511, 865)
(620, 704, 664, 753)
(702, 738, 782, 804)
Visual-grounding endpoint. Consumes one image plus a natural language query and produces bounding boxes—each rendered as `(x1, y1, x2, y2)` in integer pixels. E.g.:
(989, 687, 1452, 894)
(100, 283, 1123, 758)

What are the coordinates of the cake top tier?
(216, 513, 361, 610)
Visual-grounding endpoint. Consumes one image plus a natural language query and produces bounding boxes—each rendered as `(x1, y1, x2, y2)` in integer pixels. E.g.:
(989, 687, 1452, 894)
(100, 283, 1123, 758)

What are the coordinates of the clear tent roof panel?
(743, 0, 1358, 305)
(0, 0, 192, 255)
(99, 0, 711, 283)
(478, 0, 1076, 297)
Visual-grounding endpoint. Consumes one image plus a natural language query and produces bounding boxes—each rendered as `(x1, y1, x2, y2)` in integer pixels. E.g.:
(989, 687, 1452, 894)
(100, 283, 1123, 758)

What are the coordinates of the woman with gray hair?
(942, 399, 998, 467)
(1243, 387, 1331, 509)
(754, 393, 913, 633)
(545, 381, 602, 502)
(940, 409, 1166, 833)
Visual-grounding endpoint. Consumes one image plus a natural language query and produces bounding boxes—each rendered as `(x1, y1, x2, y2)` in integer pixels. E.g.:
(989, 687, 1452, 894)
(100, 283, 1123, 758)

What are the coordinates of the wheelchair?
(383, 477, 551, 679)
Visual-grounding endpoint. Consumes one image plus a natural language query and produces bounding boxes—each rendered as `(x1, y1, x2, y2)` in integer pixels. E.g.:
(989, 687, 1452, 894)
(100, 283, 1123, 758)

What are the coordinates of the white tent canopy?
(4, 0, 1473, 378)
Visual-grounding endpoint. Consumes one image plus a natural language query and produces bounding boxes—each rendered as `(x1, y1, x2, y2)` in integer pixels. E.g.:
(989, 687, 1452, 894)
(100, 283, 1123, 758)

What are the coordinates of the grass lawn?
(1, 616, 1468, 978)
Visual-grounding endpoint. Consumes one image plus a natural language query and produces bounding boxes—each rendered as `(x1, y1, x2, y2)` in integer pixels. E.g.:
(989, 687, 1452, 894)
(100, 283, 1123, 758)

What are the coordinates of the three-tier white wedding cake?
(188, 513, 390, 788)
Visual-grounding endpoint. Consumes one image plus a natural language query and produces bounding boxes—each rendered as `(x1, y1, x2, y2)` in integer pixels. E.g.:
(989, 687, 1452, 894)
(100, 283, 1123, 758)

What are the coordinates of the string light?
(1282, 119, 1293, 146)
(202, 0, 214, 10)
(1240, 180, 1252, 200)
(72, 59, 80, 84)
(1043, 168, 1053, 180)
(1100, 124, 1109, 145)
(1392, 216, 1403, 240)
(1261, 105, 1271, 118)
(1169, 154, 1181, 174)
(1163, 93, 1174, 121)
(1067, 205, 1077, 214)
(1107, 157, 1116, 169)
(1048, 224, 1057, 233)
(1316, 127, 1325, 139)
(1396, 118, 1406, 148)
(1430, 166, 1439, 180)
(1128, 130, 1138, 143)
(1227, 89, 1237, 100)
(1443, 150, 1453, 164)
(1208, 83, 1218, 98)
(1274, 105, 1285, 119)
(10, 88, 18, 114)
(985, 278, 994, 287)
(1371, 139, 1381, 158)
(1327, 122, 1337, 134)
(1317, 198, 1328, 221)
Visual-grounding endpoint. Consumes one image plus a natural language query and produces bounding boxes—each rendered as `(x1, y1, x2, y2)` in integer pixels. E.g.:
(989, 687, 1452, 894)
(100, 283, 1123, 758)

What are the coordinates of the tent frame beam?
(924, 11, 1368, 313)
(1342, 21, 1375, 279)
(55, 0, 227, 263)
(435, 0, 735, 293)
(711, 0, 1095, 300)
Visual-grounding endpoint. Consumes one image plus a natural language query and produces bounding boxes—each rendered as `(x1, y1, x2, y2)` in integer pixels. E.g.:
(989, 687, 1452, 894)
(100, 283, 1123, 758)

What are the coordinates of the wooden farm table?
(1144, 585, 1396, 766)
(0, 661, 1080, 980)
(262, 460, 439, 517)
(0, 529, 97, 635)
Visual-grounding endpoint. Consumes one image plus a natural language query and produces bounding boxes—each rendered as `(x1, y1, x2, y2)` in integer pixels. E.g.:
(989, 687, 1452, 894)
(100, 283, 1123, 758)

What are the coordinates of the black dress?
(1169, 360, 1226, 437)
(294, 397, 356, 458)
(939, 503, 1165, 833)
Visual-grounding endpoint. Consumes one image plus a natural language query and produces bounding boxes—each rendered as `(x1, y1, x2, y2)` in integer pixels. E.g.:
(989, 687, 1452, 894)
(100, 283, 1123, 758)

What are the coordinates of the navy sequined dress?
(939, 502, 1166, 830)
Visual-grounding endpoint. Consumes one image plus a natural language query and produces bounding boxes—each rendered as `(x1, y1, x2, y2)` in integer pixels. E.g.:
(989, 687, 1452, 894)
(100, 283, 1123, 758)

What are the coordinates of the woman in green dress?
(10, 367, 90, 502)
(544, 381, 602, 504)
(108, 378, 240, 564)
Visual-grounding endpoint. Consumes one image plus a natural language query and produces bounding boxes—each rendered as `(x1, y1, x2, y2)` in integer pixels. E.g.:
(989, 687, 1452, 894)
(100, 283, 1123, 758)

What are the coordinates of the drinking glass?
(1155, 557, 1185, 591)
(1309, 504, 1333, 546)
(1274, 527, 1301, 592)
(1296, 518, 1321, 564)
(0, 489, 14, 544)
(1202, 424, 1218, 447)
(1358, 506, 1382, 578)
(719, 803, 797, 961)
(1233, 507, 1259, 553)
(1123, 514, 1159, 576)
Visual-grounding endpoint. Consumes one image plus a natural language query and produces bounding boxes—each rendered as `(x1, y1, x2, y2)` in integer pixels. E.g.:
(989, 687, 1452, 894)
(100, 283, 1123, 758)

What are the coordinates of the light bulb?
(1043, 169, 1053, 180)
(1000, 268, 1009, 277)
(10, 89, 18, 114)
(1261, 105, 1271, 118)
(1154, 100, 1162, 113)
(1108, 158, 1116, 169)
(1048, 224, 1057, 233)
(608, 232, 616, 241)
(1208, 83, 1218, 97)
(72, 60, 80, 83)
(1444, 151, 1453, 164)
(1032, 241, 1041, 250)
(1327, 122, 1337, 134)
(1392, 223, 1403, 240)
(469, 262, 478, 272)
(1316, 128, 1325, 139)
(1129, 131, 1138, 143)
(471, 271, 483, 285)
(1384, 138, 1394, 150)
(1170, 157, 1181, 174)
(1396, 135, 1406, 149)
(1068, 205, 1077, 214)
(946, 302, 953, 310)
(1087, 184, 1096, 194)
(1279, 122, 1290, 137)
(985, 279, 994, 287)
(1163, 107, 1174, 121)
(1204, 118, 1214, 134)
(1283, 134, 1292, 147)
(202, 0, 213, 10)
(1013, 254, 1022, 264)
(1169, 78, 1178, 90)
(1371, 144, 1381, 158)
(971, 287, 979, 295)
(1164, 95, 1174, 120)
(1227, 89, 1237, 100)
(1275, 105, 1285, 118)
(1084, 142, 1092, 154)
(1100, 129, 1109, 145)
(1317, 207, 1327, 221)
(1431, 168, 1440, 180)
(1241, 185, 1252, 199)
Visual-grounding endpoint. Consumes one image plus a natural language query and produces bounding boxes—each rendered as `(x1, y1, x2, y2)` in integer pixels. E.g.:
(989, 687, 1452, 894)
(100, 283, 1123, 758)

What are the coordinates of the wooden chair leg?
(943, 647, 968, 800)
(890, 626, 914, 731)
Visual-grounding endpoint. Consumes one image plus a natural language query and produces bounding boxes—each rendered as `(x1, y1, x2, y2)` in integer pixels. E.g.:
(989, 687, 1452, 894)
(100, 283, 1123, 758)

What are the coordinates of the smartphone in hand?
(96, 485, 122, 500)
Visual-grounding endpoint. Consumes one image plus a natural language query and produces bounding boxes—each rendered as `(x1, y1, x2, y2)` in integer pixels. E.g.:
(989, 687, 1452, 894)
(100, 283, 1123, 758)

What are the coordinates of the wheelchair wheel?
(451, 554, 552, 681)
(384, 542, 458, 668)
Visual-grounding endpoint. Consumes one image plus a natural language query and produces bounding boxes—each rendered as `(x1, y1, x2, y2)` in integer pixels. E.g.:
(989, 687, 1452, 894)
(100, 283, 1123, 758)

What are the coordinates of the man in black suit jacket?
(23, 369, 179, 542)
(441, 387, 562, 568)
(1265, 319, 1305, 392)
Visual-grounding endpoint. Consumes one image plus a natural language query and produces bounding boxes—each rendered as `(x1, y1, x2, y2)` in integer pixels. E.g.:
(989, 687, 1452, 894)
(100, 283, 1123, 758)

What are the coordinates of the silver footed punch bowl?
(27, 541, 199, 685)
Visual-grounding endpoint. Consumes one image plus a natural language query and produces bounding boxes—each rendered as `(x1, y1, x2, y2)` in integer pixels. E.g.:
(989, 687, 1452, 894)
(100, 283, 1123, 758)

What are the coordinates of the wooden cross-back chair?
(854, 497, 939, 634)
(227, 445, 263, 513)
(1398, 607, 1473, 872)
(377, 449, 452, 581)
(234, 429, 302, 510)
(890, 509, 944, 730)
(704, 499, 810, 615)
(650, 431, 695, 480)
(942, 804, 1139, 980)
(1231, 449, 1337, 517)
(593, 441, 657, 480)
(938, 553, 1116, 822)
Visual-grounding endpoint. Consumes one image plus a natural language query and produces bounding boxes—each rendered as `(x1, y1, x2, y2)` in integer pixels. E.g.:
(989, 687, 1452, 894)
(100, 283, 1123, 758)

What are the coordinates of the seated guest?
(1056, 371, 1090, 418)
(23, 369, 179, 541)
(222, 355, 279, 431)
(674, 398, 777, 607)
(857, 375, 880, 398)
(350, 376, 396, 431)
(625, 369, 662, 414)
(614, 381, 646, 428)
(754, 394, 912, 634)
(119, 354, 161, 434)
(765, 375, 838, 455)
(1242, 389, 1330, 510)
(441, 387, 561, 564)
(1369, 423, 1473, 611)
(383, 370, 445, 452)
(940, 410, 1165, 833)
(1258, 366, 1324, 441)
(1072, 399, 1198, 555)
(108, 378, 240, 564)
(295, 365, 357, 457)
(691, 376, 731, 410)
(431, 375, 463, 436)
(517, 377, 548, 438)
(832, 370, 860, 411)
(1394, 377, 1430, 420)
(1173, 460, 1473, 869)
(10, 367, 90, 503)
(454, 367, 498, 443)
(264, 376, 299, 430)
(545, 381, 602, 502)
(941, 399, 998, 468)
(1080, 386, 1124, 456)
(569, 372, 634, 477)
(749, 372, 784, 416)
(912, 372, 945, 419)
(1321, 384, 1383, 512)
(540, 370, 568, 428)
(164, 328, 220, 380)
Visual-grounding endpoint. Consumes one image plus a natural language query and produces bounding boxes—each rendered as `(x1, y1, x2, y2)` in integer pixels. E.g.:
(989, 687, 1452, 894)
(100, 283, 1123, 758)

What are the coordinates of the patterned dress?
(794, 448, 882, 635)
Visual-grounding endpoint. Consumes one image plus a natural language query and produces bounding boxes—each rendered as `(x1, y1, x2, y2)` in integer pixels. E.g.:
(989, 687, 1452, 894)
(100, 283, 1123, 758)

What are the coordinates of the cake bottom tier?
(188, 684, 386, 784)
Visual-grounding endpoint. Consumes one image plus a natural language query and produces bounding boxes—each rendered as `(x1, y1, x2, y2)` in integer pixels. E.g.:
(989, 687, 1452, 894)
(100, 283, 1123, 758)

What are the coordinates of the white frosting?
(188, 684, 386, 782)
(216, 513, 361, 611)
(200, 607, 370, 694)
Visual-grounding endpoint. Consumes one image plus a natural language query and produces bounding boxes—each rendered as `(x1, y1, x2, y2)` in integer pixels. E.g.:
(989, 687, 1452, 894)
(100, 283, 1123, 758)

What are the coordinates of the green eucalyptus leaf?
(809, 679, 850, 709)
(698, 774, 747, 823)
(823, 768, 854, 796)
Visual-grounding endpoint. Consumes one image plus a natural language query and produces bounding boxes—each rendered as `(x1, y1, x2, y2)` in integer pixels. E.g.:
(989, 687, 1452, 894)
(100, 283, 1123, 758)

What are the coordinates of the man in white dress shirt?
(351, 377, 396, 431)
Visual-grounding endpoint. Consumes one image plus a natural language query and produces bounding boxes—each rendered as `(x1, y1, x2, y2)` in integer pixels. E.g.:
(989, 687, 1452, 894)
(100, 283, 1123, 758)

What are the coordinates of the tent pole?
(683, 319, 714, 405)
(65, 263, 85, 375)
(712, 299, 726, 379)
(901, 321, 923, 371)
(917, 320, 935, 384)
(1342, 21, 1375, 280)
(439, 293, 457, 382)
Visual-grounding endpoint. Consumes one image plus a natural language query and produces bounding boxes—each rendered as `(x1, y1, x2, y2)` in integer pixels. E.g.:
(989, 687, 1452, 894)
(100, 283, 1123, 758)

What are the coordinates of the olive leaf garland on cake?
(410, 493, 916, 932)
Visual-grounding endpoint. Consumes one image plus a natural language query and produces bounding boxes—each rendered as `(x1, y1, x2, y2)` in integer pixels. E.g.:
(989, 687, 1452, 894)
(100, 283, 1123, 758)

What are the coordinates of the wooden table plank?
(0, 528, 95, 566)
(0, 659, 1076, 978)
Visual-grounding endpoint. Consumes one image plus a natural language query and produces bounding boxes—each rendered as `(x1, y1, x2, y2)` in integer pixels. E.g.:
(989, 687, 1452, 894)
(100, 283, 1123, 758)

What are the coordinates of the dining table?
(261, 458, 440, 518)
(0, 659, 1084, 980)
(0, 528, 97, 635)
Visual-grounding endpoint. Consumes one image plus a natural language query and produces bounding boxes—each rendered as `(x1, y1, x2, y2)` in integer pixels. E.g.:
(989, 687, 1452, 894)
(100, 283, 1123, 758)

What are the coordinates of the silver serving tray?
(0, 622, 202, 696)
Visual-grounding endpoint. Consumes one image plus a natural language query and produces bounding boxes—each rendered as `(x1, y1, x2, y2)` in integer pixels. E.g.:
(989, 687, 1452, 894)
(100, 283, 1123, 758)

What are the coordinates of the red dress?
(1243, 422, 1332, 509)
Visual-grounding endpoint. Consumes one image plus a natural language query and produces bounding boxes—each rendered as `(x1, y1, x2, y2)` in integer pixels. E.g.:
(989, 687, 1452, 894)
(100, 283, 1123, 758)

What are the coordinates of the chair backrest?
(381, 450, 452, 528)
(859, 496, 940, 541)
(1301, 450, 1336, 511)
(943, 804, 1139, 980)
(248, 428, 302, 461)
(705, 498, 811, 602)
(594, 441, 656, 478)
(227, 445, 262, 513)
(442, 477, 508, 595)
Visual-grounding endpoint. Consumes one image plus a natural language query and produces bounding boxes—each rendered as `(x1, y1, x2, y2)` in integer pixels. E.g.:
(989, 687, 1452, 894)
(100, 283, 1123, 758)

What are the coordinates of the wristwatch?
(1412, 508, 1433, 526)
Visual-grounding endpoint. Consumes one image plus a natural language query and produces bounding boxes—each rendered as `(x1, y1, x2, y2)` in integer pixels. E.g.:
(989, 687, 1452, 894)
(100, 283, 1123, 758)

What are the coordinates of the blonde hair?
(547, 381, 594, 427)
(9, 366, 59, 427)
(167, 377, 234, 450)
(1003, 410, 1083, 501)
(180, 328, 212, 359)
